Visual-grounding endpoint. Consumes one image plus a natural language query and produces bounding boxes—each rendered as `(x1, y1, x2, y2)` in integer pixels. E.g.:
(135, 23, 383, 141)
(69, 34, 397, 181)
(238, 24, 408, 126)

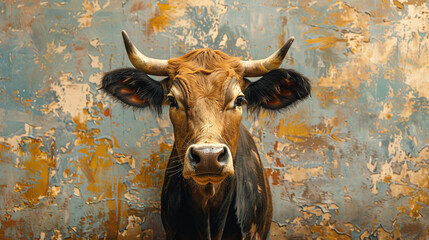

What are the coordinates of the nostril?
(217, 147, 228, 164)
(189, 147, 200, 166)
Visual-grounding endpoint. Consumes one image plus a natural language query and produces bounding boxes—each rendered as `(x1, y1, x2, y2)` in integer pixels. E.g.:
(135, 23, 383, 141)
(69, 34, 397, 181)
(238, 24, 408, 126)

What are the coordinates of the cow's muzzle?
(183, 143, 234, 185)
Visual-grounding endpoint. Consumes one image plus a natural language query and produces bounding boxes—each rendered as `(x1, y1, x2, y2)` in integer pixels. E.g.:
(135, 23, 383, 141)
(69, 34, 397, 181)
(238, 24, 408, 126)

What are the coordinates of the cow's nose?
(188, 146, 228, 174)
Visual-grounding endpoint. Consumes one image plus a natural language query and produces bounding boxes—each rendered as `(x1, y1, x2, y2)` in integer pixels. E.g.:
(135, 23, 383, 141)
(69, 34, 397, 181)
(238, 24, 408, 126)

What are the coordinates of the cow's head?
(102, 31, 310, 186)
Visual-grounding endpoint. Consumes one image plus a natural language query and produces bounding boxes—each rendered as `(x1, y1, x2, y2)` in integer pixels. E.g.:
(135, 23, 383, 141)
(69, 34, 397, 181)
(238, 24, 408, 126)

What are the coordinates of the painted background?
(0, 0, 428, 239)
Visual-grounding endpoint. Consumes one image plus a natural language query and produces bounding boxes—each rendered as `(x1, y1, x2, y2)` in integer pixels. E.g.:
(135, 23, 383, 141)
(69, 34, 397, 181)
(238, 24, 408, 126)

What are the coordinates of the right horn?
(122, 30, 169, 76)
(242, 37, 294, 77)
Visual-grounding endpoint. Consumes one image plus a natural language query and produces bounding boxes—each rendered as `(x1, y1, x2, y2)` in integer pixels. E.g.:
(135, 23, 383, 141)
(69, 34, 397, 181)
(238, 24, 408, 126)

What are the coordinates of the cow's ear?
(101, 68, 169, 114)
(243, 68, 311, 113)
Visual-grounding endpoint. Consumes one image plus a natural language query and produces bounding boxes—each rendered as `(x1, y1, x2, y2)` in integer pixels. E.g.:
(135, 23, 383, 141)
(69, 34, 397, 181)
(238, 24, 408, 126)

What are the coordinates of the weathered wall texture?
(0, 0, 428, 239)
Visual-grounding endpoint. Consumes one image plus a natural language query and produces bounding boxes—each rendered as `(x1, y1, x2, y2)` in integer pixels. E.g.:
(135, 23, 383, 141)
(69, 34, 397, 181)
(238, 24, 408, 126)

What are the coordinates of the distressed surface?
(0, 0, 428, 239)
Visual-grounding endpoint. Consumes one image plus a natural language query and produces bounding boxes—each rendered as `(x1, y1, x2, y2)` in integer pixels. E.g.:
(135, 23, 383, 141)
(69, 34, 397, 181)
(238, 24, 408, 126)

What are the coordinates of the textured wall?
(0, 0, 428, 239)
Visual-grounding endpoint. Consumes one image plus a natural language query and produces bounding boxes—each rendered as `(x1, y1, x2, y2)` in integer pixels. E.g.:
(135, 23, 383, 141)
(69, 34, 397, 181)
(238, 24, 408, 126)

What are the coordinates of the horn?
(242, 37, 294, 77)
(121, 30, 169, 76)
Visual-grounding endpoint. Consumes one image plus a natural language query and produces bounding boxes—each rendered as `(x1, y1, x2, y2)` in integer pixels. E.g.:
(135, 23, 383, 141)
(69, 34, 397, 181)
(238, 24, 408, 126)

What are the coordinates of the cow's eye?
(166, 95, 178, 108)
(234, 96, 247, 107)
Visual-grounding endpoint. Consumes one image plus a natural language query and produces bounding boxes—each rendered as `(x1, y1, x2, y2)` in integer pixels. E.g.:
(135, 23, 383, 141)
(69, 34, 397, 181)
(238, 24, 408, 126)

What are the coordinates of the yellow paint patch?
(393, 0, 405, 9)
(325, 2, 355, 27)
(148, 0, 227, 42)
(16, 138, 55, 207)
(133, 141, 171, 188)
(150, 4, 177, 33)
(305, 36, 347, 51)
(277, 114, 310, 143)
(303, 1, 371, 53)
(283, 166, 324, 183)
(78, 138, 114, 188)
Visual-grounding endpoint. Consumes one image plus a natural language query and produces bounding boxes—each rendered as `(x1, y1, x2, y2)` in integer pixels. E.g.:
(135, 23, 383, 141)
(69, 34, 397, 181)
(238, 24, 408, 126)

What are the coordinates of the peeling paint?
(0, 0, 428, 239)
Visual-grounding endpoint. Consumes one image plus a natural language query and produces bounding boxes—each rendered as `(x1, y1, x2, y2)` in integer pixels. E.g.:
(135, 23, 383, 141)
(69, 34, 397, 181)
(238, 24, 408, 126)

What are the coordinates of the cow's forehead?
(166, 49, 245, 102)
(175, 69, 233, 88)
(169, 70, 242, 103)
(167, 48, 244, 82)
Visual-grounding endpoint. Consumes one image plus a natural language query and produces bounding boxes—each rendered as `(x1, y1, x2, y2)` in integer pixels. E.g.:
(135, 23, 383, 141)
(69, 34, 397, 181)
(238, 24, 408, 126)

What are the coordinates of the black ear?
(244, 68, 311, 113)
(101, 68, 169, 114)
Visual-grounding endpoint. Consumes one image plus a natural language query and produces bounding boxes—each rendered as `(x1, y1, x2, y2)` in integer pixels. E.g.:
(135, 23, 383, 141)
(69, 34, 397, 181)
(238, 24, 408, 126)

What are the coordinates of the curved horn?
(122, 30, 169, 76)
(242, 37, 294, 77)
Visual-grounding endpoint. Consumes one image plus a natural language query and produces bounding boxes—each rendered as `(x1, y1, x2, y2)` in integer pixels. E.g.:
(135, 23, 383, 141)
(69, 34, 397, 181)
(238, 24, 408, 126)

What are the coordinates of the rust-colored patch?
(400, 222, 424, 235)
(275, 158, 285, 168)
(142, 19, 155, 37)
(266, 169, 281, 185)
(0, 217, 26, 240)
(0, 143, 11, 162)
(130, 2, 144, 13)
(103, 107, 111, 117)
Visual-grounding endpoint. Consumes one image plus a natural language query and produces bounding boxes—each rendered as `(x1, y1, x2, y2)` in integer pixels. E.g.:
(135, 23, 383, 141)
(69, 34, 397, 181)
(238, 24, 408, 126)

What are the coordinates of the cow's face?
(102, 31, 311, 186)
(165, 50, 245, 184)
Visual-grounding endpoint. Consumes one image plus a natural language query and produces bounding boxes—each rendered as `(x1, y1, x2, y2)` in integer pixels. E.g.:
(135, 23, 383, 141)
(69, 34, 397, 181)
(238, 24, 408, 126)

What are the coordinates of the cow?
(101, 30, 310, 240)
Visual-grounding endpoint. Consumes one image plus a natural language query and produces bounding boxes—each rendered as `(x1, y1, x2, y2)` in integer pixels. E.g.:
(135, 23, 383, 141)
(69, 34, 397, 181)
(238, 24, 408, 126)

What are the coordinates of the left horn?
(242, 37, 294, 77)
(122, 30, 169, 76)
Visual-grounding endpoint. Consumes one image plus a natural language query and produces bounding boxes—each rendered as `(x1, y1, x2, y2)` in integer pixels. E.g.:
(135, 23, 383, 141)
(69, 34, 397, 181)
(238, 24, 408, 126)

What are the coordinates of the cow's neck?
(188, 181, 227, 208)
(185, 173, 236, 239)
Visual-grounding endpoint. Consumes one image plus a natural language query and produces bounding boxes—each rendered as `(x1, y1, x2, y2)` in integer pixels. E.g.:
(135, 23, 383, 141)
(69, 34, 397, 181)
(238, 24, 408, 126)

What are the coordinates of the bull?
(101, 30, 310, 240)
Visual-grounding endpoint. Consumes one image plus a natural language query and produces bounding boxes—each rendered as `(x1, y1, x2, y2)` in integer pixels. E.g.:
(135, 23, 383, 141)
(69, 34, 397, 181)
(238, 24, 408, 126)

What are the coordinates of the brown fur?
(166, 49, 246, 162)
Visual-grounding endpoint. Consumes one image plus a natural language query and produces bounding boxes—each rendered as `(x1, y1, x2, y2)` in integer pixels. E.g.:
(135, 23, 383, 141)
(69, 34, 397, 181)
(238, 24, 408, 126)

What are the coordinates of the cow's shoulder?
(235, 124, 273, 239)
